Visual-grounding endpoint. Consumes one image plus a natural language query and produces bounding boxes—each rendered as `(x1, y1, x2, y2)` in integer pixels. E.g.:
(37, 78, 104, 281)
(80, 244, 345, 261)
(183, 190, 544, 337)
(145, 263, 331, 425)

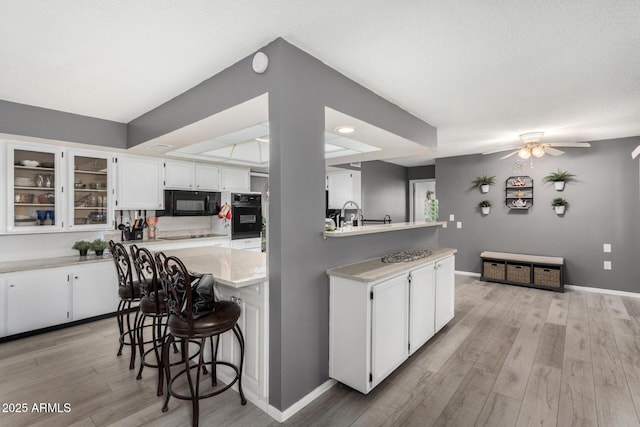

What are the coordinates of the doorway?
(409, 179, 436, 222)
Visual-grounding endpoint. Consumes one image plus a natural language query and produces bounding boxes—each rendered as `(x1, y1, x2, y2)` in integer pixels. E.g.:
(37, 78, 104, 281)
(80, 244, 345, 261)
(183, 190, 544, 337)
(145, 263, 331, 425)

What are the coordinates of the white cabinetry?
(5, 267, 71, 336)
(164, 161, 223, 191)
(326, 171, 361, 209)
(329, 255, 455, 393)
(215, 281, 268, 408)
(1, 261, 120, 338)
(71, 262, 119, 321)
(220, 167, 250, 192)
(115, 155, 164, 210)
(67, 150, 113, 230)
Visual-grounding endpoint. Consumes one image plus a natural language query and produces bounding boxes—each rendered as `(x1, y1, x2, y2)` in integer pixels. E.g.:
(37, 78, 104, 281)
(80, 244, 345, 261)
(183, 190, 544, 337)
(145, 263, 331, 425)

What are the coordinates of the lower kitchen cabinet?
(328, 254, 455, 394)
(1, 261, 120, 338)
(71, 262, 119, 321)
(213, 281, 268, 408)
(4, 267, 71, 336)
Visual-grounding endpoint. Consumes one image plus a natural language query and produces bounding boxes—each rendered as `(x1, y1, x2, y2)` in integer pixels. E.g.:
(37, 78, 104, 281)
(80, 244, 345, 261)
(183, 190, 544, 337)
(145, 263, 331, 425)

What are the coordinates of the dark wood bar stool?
(108, 240, 143, 370)
(156, 252, 246, 427)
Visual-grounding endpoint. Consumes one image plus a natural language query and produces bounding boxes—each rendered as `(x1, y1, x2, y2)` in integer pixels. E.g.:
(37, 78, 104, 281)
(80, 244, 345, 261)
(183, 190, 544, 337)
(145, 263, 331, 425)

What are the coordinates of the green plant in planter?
(472, 175, 496, 193)
(543, 169, 576, 191)
(91, 239, 108, 255)
(551, 197, 569, 215)
(72, 240, 91, 256)
(478, 200, 492, 207)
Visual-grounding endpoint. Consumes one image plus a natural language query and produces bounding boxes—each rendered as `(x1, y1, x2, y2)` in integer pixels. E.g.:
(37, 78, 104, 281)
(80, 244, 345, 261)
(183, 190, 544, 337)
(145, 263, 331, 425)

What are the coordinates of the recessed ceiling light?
(255, 136, 269, 143)
(335, 126, 355, 134)
(147, 143, 173, 152)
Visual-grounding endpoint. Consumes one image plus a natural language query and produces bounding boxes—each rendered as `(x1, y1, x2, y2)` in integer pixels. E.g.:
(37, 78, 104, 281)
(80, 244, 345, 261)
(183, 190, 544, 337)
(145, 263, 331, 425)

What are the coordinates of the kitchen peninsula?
(323, 220, 446, 238)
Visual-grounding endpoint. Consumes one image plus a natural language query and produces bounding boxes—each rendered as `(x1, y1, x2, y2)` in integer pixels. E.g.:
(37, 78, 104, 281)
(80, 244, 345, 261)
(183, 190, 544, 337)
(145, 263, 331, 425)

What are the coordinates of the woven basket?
(507, 264, 531, 284)
(483, 261, 505, 280)
(534, 267, 561, 288)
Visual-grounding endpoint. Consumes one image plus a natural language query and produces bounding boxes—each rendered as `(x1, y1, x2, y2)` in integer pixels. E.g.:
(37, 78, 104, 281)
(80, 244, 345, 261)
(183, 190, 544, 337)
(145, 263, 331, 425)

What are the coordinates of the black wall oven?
(160, 190, 221, 217)
(231, 193, 262, 239)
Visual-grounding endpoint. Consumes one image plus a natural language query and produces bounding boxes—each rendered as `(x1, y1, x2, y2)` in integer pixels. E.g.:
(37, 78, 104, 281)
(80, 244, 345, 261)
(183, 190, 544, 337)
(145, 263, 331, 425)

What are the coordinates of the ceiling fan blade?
(547, 142, 591, 148)
(544, 147, 565, 156)
(482, 146, 521, 155)
(632, 145, 640, 159)
(499, 150, 520, 159)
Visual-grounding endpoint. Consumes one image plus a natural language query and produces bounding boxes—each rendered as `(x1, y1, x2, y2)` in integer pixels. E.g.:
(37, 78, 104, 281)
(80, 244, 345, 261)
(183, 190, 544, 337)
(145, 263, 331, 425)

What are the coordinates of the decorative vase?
(554, 206, 566, 215)
(480, 185, 489, 193)
(481, 207, 490, 215)
(554, 181, 565, 191)
(78, 249, 88, 257)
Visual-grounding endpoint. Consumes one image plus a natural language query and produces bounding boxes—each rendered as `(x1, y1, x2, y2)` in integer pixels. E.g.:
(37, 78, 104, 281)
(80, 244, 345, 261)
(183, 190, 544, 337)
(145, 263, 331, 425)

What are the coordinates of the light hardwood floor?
(1, 276, 640, 426)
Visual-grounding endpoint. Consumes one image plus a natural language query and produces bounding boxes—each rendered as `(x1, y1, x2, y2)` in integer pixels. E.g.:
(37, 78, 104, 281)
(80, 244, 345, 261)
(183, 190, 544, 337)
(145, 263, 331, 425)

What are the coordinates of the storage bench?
(480, 251, 564, 292)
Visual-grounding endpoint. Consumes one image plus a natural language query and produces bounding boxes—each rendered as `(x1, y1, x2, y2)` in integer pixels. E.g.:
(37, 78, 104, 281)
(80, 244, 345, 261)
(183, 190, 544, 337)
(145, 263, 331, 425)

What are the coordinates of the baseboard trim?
(267, 379, 337, 422)
(455, 270, 481, 277)
(565, 284, 640, 299)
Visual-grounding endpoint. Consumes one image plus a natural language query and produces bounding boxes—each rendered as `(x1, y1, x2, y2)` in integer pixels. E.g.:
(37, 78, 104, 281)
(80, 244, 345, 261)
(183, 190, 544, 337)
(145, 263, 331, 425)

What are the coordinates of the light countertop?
(162, 246, 267, 288)
(0, 254, 113, 274)
(327, 247, 457, 283)
(323, 221, 446, 238)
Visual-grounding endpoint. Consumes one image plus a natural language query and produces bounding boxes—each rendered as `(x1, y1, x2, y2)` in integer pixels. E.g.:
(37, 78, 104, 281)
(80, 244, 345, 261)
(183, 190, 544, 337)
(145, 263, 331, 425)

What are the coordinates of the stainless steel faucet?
(341, 200, 361, 228)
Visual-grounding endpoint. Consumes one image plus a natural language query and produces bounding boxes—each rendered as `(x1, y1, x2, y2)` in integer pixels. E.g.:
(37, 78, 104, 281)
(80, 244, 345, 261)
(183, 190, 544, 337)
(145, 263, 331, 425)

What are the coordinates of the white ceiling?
(1, 1, 639, 164)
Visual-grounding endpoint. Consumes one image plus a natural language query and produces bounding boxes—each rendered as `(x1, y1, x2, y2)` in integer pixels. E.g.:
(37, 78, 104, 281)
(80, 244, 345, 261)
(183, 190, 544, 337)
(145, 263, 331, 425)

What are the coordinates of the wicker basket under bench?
(480, 251, 564, 292)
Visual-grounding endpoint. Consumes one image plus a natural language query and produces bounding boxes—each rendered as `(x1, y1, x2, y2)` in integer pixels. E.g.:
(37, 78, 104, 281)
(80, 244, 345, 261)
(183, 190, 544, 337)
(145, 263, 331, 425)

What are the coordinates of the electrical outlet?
(449, 214, 455, 221)
(603, 244, 611, 253)
(457, 221, 462, 229)
(442, 222, 447, 228)
(604, 261, 612, 270)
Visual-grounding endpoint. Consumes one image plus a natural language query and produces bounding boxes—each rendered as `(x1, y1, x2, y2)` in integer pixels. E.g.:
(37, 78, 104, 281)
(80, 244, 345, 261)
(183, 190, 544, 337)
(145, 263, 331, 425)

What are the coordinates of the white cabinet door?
(435, 256, 455, 332)
(220, 167, 250, 192)
(195, 164, 220, 191)
(0, 274, 6, 336)
(6, 268, 71, 335)
(72, 262, 119, 321)
(371, 274, 408, 386)
(115, 155, 164, 210)
(408, 263, 436, 355)
(67, 150, 113, 231)
(327, 171, 361, 209)
(164, 160, 194, 190)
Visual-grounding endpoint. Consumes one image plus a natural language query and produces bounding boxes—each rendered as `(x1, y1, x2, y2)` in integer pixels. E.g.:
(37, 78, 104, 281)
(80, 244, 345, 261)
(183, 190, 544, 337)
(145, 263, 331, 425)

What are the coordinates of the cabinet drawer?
(483, 261, 505, 280)
(506, 264, 531, 284)
(534, 266, 561, 288)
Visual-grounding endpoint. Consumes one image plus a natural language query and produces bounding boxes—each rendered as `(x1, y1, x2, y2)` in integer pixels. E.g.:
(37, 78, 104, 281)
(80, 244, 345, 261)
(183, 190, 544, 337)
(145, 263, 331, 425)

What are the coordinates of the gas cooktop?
(161, 233, 226, 241)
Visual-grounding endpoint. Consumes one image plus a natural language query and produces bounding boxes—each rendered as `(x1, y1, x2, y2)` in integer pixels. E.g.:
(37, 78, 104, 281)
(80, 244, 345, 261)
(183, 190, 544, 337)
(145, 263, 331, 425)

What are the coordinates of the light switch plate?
(457, 221, 462, 229)
(603, 244, 611, 253)
(604, 261, 612, 270)
(442, 222, 447, 228)
(449, 214, 455, 221)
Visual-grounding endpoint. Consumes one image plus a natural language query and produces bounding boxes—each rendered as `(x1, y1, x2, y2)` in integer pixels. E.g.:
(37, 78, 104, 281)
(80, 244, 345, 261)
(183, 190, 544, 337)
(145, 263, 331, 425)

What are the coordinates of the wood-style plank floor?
(2, 276, 640, 426)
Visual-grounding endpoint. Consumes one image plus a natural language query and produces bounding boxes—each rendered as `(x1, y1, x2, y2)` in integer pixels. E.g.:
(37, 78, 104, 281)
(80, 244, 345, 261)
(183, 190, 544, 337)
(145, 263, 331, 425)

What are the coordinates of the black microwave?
(158, 190, 221, 217)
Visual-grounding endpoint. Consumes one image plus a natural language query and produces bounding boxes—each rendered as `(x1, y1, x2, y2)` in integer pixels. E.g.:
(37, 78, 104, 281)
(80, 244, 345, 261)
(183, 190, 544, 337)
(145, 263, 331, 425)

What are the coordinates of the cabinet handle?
(74, 275, 79, 280)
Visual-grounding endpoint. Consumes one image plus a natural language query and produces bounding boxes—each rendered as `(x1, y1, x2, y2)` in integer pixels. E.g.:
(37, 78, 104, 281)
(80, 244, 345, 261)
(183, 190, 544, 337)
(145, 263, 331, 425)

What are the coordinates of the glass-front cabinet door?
(68, 151, 113, 230)
(7, 144, 63, 232)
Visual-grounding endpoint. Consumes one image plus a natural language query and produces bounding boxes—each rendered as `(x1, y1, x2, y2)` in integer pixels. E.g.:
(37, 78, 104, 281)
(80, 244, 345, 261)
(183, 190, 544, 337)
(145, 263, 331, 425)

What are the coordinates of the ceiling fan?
(483, 132, 591, 160)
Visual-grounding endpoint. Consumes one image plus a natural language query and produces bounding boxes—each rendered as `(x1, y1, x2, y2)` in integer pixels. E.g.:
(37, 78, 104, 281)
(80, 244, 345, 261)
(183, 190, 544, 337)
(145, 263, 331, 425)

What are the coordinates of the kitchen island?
(327, 248, 456, 394)
(323, 220, 446, 238)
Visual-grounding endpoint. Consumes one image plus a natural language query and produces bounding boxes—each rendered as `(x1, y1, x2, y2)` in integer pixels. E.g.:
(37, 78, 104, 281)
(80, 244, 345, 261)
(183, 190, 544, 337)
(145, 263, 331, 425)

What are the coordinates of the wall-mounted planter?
(480, 185, 490, 193)
(481, 206, 491, 215)
(472, 175, 496, 193)
(554, 206, 566, 215)
(544, 169, 575, 192)
(551, 197, 568, 215)
(554, 181, 565, 191)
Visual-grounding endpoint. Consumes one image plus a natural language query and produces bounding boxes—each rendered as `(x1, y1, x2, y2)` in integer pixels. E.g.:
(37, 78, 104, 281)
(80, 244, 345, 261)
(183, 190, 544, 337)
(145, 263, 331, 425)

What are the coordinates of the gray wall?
(436, 136, 640, 292)
(0, 100, 127, 148)
(408, 164, 436, 180)
(361, 160, 408, 222)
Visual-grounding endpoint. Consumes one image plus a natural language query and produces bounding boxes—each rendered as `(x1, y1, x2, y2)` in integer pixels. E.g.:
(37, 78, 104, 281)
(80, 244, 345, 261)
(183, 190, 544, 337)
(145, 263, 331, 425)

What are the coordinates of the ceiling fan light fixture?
(531, 145, 546, 158)
(519, 131, 544, 144)
(518, 147, 531, 159)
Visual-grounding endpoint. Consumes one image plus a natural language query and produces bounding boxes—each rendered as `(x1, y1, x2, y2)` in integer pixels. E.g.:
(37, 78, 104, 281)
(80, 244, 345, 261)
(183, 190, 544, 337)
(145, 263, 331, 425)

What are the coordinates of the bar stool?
(156, 252, 246, 427)
(108, 240, 143, 370)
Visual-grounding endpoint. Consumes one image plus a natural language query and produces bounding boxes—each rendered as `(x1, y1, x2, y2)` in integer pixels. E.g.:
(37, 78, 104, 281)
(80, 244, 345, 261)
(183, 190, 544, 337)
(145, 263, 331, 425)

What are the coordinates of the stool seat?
(118, 281, 143, 299)
(139, 292, 168, 314)
(168, 301, 240, 337)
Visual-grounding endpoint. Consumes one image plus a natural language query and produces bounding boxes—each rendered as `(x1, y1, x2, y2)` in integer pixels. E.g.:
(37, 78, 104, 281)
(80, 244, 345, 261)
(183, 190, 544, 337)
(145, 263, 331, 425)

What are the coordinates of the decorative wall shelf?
(505, 176, 533, 210)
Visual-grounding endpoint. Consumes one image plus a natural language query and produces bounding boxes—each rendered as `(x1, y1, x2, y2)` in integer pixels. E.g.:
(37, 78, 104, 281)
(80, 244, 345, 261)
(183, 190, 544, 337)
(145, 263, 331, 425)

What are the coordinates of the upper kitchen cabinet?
(114, 155, 164, 210)
(6, 143, 63, 232)
(164, 160, 220, 191)
(327, 170, 361, 209)
(67, 150, 113, 230)
(220, 166, 250, 192)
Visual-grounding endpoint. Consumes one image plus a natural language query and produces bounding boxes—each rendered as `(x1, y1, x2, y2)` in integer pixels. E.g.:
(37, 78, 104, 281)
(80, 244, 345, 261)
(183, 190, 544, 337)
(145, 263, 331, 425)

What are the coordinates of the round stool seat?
(168, 301, 240, 337)
(118, 281, 143, 299)
(139, 292, 168, 315)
